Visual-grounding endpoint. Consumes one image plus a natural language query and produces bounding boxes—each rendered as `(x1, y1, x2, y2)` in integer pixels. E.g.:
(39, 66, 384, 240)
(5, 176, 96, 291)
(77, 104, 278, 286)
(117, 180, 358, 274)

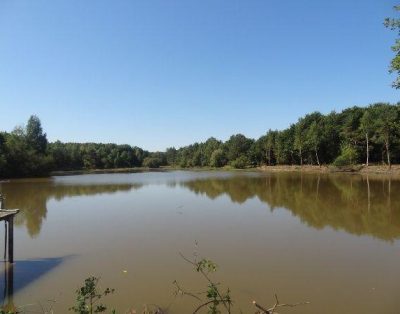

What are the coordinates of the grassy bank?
(259, 164, 400, 176)
(49, 164, 400, 178)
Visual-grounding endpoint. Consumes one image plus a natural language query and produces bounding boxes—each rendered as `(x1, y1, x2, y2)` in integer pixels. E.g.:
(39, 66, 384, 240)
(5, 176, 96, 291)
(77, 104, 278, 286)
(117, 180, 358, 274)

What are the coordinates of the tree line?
(168, 102, 400, 169)
(0, 115, 165, 178)
(0, 102, 399, 178)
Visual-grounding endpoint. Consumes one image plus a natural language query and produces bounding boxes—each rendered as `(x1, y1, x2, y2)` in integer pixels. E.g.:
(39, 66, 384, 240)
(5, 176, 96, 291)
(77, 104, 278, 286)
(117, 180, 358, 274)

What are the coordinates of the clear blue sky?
(0, 0, 398, 151)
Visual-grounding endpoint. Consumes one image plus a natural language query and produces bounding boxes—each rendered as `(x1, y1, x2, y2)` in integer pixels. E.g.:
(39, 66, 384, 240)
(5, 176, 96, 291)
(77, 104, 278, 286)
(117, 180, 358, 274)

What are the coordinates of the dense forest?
(0, 116, 154, 178)
(0, 103, 400, 178)
(167, 102, 400, 168)
(0, 102, 400, 178)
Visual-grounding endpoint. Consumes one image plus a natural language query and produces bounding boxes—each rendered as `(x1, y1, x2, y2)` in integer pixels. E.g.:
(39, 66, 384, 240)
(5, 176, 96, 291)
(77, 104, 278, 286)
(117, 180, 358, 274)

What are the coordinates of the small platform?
(0, 210, 19, 221)
(0, 209, 19, 263)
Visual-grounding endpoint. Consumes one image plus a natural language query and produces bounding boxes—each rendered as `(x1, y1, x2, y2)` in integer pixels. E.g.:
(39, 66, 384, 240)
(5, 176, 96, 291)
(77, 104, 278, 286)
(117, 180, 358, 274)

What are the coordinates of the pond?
(0, 171, 399, 313)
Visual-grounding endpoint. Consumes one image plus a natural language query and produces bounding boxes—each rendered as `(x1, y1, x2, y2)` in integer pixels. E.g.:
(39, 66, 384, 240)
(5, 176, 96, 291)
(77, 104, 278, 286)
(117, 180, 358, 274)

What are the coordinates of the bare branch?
(253, 295, 310, 314)
(253, 300, 269, 313)
(192, 298, 231, 314)
(172, 280, 203, 302)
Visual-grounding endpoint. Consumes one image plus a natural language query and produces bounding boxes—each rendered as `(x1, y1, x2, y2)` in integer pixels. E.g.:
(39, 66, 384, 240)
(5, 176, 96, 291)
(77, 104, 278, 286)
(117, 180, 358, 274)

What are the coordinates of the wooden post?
(5, 262, 13, 301)
(7, 216, 13, 264)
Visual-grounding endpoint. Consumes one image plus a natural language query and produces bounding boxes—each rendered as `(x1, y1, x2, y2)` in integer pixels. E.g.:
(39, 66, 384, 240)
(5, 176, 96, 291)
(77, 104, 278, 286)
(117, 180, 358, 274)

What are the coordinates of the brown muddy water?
(0, 171, 399, 313)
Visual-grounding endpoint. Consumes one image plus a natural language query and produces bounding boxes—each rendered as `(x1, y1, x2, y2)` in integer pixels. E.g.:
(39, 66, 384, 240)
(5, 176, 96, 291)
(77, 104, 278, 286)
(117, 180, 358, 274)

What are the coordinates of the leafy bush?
(333, 144, 358, 167)
(142, 157, 162, 168)
(230, 156, 250, 169)
(69, 276, 115, 314)
(209, 149, 227, 167)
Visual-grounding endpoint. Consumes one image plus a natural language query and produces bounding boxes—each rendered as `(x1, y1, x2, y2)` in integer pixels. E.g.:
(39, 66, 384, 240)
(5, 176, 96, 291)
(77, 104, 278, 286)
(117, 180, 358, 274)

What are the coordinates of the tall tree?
(224, 134, 254, 164)
(294, 120, 306, 166)
(340, 107, 364, 148)
(359, 110, 374, 167)
(373, 104, 399, 169)
(26, 115, 48, 154)
(203, 137, 222, 166)
(319, 112, 341, 164)
(276, 127, 295, 165)
(265, 130, 277, 166)
(209, 149, 226, 167)
(0, 133, 7, 175)
(306, 121, 322, 167)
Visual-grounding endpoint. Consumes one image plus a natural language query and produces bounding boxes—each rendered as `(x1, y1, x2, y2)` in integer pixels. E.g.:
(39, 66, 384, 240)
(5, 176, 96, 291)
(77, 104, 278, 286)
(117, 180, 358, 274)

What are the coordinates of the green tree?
(209, 149, 226, 167)
(384, 5, 400, 88)
(373, 104, 399, 169)
(69, 277, 114, 314)
(26, 115, 48, 154)
(203, 137, 222, 166)
(359, 109, 375, 167)
(230, 155, 249, 169)
(339, 106, 364, 148)
(143, 156, 162, 168)
(321, 112, 341, 164)
(224, 134, 253, 163)
(0, 133, 7, 176)
(294, 120, 306, 166)
(333, 144, 358, 167)
(306, 121, 322, 167)
(265, 130, 277, 166)
(4, 126, 52, 177)
(49, 140, 71, 170)
(165, 147, 177, 165)
(251, 136, 267, 166)
(275, 127, 294, 165)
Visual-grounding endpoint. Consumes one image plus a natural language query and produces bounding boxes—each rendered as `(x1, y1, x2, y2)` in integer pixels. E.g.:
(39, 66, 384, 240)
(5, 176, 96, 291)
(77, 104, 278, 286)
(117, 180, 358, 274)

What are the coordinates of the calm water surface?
(0, 171, 399, 313)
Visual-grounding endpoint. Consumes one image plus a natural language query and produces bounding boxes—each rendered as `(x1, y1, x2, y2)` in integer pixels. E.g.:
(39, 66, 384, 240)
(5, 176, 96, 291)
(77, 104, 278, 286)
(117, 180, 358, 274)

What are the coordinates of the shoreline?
(49, 166, 251, 177)
(51, 164, 400, 176)
(2, 164, 399, 180)
(50, 167, 166, 176)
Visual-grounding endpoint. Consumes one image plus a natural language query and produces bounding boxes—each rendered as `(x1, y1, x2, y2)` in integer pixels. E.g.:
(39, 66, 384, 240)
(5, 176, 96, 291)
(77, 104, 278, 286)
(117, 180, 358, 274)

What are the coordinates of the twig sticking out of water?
(177, 248, 232, 314)
(253, 294, 310, 314)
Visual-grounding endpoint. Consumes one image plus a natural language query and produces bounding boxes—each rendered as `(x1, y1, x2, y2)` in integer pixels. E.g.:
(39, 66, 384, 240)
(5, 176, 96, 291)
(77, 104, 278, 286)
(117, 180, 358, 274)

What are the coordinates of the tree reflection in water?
(181, 173, 400, 241)
(0, 179, 142, 237)
(0, 172, 398, 241)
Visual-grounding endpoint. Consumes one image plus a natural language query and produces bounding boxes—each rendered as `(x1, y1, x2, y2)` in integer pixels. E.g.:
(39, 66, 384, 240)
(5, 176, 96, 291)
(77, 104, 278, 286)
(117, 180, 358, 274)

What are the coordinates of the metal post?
(5, 262, 13, 302)
(7, 217, 13, 264)
(3, 261, 14, 311)
(0, 194, 4, 210)
(0, 194, 16, 264)
(0, 194, 6, 262)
